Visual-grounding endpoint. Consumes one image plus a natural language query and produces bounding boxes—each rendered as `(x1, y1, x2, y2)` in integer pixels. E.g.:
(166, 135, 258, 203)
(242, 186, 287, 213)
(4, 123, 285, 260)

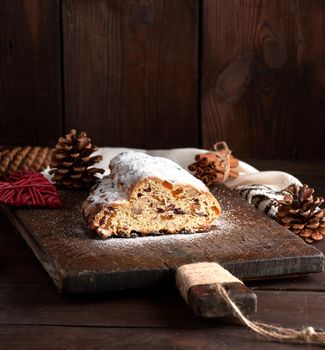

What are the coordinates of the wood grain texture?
(201, 0, 325, 160)
(2, 185, 323, 293)
(0, 0, 62, 146)
(2, 159, 325, 293)
(187, 282, 257, 318)
(2, 203, 325, 292)
(2, 161, 325, 350)
(63, 0, 198, 148)
(2, 280, 325, 330)
(0, 325, 309, 350)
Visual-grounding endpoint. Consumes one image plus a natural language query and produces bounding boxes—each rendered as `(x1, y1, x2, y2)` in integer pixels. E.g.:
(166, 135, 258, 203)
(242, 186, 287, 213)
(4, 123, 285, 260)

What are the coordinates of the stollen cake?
(82, 151, 221, 238)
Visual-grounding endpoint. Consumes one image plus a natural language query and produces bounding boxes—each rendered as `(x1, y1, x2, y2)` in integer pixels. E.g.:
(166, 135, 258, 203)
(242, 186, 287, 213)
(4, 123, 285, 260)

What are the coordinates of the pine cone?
(276, 184, 325, 243)
(49, 129, 104, 189)
(188, 141, 239, 186)
(0, 146, 52, 179)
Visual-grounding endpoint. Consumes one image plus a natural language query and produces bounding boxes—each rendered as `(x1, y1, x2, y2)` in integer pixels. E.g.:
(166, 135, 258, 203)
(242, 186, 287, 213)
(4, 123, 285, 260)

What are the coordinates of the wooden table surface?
(1, 160, 325, 350)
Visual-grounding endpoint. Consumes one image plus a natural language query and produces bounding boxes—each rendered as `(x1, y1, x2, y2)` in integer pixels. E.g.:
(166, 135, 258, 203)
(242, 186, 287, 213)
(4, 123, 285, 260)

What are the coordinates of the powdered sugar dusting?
(91, 212, 234, 250)
(88, 151, 209, 206)
(90, 176, 128, 206)
(110, 151, 208, 192)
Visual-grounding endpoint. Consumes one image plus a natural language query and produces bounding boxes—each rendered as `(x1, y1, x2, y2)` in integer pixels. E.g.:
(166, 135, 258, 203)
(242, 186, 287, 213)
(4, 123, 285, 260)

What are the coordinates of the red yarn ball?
(0, 171, 64, 208)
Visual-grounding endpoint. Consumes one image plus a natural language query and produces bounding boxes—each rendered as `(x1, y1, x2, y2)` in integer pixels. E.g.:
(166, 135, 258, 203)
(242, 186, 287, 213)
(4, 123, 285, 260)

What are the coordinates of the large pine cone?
(276, 184, 325, 243)
(49, 129, 104, 189)
(0, 146, 52, 179)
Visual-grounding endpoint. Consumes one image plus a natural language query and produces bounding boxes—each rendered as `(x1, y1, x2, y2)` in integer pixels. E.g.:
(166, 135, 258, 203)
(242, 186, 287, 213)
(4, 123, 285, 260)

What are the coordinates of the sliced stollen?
(82, 151, 221, 238)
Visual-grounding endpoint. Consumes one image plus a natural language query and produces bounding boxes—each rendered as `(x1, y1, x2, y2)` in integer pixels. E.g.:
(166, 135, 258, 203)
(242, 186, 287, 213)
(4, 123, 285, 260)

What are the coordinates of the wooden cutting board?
(2, 185, 324, 293)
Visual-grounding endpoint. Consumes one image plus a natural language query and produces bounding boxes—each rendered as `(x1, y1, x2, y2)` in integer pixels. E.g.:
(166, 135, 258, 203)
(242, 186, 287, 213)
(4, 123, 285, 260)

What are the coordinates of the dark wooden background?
(0, 0, 324, 160)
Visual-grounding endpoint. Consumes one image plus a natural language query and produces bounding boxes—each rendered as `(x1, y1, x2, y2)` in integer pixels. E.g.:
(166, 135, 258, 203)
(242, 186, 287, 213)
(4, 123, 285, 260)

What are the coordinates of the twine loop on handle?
(216, 283, 325, 346)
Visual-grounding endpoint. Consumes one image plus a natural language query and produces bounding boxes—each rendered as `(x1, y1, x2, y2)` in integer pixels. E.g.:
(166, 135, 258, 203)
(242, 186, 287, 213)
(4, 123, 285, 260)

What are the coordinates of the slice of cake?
(82, 151, 221, 238)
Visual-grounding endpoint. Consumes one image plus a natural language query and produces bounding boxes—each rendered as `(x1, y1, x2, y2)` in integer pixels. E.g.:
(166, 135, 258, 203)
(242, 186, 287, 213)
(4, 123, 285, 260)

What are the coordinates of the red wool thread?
(0, 171, 64, 208)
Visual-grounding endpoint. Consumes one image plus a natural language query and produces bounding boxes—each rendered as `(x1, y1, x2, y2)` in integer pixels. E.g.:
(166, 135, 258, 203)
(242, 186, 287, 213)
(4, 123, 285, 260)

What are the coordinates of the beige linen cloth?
(95, 147, 302, 191)
(43, 147, 302, 190)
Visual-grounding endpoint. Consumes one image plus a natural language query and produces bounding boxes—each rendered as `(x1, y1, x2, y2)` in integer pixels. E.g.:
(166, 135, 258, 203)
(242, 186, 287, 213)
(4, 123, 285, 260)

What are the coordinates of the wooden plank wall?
(0, 0, 324, 159)
(201, 0, 325, 160)
(62, 0, 198, 148)
(0, 0, 62, 146)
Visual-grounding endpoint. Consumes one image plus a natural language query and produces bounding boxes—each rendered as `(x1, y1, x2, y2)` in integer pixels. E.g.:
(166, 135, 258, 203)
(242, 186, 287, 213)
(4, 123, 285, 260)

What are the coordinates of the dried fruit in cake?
(82, 151, 221, 238)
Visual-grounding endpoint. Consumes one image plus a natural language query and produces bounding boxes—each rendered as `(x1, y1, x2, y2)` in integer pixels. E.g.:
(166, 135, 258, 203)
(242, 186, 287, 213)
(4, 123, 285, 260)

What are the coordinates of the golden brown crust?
(83, 176, 221, 239)
(83, 151, 221, 238)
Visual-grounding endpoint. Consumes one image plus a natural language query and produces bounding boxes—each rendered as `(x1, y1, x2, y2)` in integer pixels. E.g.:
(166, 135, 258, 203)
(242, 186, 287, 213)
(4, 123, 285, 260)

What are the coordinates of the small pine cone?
(49, 129, 104, 189)
(188, 141, 239, 187)
(0, 146, 52, 179)
(276, 184, 325, 243)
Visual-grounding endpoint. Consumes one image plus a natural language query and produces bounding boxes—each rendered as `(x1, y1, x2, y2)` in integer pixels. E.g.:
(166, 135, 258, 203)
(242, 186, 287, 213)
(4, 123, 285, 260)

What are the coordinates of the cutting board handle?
(176, 262, 257, 318)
